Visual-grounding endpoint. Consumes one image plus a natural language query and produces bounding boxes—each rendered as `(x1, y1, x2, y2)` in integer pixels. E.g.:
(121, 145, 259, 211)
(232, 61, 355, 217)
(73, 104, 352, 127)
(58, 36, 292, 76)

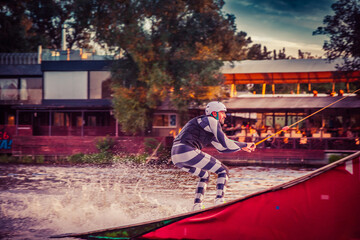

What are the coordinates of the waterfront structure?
(1, 50, 359, 158)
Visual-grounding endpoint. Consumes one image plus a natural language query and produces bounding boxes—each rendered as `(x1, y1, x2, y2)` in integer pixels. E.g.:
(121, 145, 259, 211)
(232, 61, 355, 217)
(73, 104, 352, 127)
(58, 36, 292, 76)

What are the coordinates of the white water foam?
(0, 163, 311, 239)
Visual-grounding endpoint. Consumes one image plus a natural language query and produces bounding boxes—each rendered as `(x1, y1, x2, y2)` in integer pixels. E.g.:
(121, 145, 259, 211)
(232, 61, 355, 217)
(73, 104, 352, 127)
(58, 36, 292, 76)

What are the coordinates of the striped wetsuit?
(171, 115, 247, 204)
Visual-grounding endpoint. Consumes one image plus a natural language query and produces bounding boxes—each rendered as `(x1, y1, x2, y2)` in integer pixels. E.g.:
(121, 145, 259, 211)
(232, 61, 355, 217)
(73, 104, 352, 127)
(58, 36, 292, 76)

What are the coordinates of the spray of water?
(0, 163, 190, 239)
(0, 164, 310, 239)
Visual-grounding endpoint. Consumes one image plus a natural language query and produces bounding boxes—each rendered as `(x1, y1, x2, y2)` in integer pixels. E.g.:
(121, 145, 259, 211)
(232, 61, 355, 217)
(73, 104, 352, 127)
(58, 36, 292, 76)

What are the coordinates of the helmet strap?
(211, 112, 219, 120)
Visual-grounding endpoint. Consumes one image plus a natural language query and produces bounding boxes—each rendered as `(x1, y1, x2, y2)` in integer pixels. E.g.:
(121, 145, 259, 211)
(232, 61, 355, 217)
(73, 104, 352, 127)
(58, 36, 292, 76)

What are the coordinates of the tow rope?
(255, 88, 360, 146)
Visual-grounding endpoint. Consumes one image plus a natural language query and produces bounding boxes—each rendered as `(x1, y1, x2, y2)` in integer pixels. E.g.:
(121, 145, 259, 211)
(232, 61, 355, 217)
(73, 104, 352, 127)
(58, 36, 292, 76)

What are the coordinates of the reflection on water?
(0, 163, 313, 239)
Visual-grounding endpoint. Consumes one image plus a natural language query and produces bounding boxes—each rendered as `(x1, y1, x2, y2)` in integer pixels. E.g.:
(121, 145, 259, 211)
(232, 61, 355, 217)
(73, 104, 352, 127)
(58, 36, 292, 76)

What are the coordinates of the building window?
(76, 116, 83, 127)
(7, 115, 15, 125)
(44, 71, 87, 99)
(53, 112, 72, 127)
(0, 79, 18, 100)
(20, 78, 42, 103)
(153, 114, 177, 127)
(88, 116, 97, 126)
(89, 71, 112, 99)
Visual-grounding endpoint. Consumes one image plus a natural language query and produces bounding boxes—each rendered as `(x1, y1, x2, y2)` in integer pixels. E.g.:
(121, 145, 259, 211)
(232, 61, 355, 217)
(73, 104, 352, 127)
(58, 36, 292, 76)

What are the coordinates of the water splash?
(0, 163, 311, 239)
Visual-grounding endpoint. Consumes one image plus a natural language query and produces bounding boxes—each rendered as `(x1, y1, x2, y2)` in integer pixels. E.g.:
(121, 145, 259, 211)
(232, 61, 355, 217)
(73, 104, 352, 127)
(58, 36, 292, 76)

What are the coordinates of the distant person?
(171, 101, 256, 211)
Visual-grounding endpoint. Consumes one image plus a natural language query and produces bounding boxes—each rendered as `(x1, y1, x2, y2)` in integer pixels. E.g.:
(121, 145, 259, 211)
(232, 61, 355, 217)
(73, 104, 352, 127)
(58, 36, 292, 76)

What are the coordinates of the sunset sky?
(223, 0, 336, 58)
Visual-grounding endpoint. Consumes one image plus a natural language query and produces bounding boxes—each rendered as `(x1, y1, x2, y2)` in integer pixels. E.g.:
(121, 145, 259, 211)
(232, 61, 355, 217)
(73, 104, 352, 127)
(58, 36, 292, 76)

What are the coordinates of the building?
(1, 51, 359, 158)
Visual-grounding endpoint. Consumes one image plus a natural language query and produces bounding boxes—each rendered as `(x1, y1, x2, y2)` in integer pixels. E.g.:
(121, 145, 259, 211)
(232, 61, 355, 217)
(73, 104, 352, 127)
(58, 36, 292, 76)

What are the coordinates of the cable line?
(255, 88, 360, 146)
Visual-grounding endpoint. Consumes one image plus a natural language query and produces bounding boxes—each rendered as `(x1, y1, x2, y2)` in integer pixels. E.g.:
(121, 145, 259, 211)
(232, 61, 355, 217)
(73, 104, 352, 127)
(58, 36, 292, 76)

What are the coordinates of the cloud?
(251, 35, 325, 57)
(228, 0, 335, 16)
(223, 0, 333, 56)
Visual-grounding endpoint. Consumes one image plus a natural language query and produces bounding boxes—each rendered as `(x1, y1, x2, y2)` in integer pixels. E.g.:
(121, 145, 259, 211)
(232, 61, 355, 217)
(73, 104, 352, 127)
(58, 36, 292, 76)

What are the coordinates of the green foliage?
(68, 153, 85, 163)
(0, 154, 14, 163)
(19, 155, 33, 164)
(67, 152, 149, 164)
(0, 0, 92, 52)
(113, 153, 148, 164)
(144, 138, 159, 153)
(144, 138, 171, 164)
(96, 136, 115, 153)
(328, 154, 348, 163)
(84, 0, 248, 134)
(112, 86, 149, 135)
(247, 44, 272, 60)
(35, 155, 45, 164)
(314, 0, 360, 71)
(81, 152, 113, 164)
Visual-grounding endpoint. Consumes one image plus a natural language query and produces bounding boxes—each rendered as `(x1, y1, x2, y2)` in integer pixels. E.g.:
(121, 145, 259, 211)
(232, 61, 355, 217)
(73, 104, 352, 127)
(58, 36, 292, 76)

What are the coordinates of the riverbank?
(1, 135, 356, 167)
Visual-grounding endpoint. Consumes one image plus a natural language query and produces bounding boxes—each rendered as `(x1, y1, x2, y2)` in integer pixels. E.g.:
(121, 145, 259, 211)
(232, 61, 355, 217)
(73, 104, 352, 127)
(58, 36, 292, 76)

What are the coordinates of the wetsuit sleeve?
(203, 116, 243, 153)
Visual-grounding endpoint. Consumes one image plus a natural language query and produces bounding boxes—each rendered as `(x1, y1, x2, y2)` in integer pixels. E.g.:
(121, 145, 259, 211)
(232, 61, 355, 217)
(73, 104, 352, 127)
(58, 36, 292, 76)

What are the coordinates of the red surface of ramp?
(142, 153, 360, 240)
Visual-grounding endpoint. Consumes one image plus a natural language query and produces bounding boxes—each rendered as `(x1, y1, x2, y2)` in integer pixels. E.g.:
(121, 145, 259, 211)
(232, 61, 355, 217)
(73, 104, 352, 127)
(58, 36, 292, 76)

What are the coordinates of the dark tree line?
(1, 0, 358, 134)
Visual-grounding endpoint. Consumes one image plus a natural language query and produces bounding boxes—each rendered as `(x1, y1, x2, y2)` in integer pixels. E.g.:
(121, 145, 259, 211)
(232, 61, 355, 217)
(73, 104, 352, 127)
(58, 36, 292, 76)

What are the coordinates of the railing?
(0, 89, 42, 104)
(33, 126, 118, 136)
(0, 53, 38, 64)
(229, 136, 360, 150)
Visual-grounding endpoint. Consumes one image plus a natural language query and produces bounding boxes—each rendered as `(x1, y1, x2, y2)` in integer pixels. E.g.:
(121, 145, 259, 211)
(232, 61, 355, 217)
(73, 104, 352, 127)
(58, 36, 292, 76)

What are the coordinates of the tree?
(85, 0, 244, 134)
(0, 0, 91, 52)
(313, 0, 360, 71)
(247, 44, 272, 60)
(0, 1, 32, 52)
(221, 31, 252, 60)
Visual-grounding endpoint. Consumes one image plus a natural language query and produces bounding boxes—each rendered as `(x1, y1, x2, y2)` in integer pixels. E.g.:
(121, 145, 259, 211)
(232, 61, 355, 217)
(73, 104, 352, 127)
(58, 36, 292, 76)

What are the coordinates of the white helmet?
(205, 101, 227, 115)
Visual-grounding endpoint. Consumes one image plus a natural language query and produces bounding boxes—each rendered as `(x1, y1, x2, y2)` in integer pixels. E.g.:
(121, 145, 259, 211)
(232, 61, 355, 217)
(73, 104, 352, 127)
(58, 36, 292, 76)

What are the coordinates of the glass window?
(53, 113, 70, 127)
(153, 114, 177, 127)
(169, 114, 176, 126)
(286, 113, 305, 129)
(54, 113, 65, 126)
(88, 116, 97, 126)
(89, 71, 112, 99)
(8, 115, 15, 125)
(76, 116, 83, 127)
(0, 79, 18, 100)
(265, 114, 273, 127)
(44, 71, 87, 99)
(20, 78, 42, 103)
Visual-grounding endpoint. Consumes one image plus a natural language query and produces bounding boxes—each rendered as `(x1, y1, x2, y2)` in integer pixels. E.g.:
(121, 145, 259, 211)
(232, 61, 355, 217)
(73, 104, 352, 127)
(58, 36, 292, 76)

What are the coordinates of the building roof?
(41, 60, 113, 71)
(223, 96, 360, 111)
(221, 59, 360, 84)
(221, 59, 344, 74)
(12, 99, 112, 110)
(0, 64, 42, 76)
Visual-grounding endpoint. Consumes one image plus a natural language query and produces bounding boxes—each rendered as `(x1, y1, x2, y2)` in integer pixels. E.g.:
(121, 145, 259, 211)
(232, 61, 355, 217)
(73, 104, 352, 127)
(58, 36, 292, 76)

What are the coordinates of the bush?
(35, 155, 45, 164)
(96, 136, 115, 153)
(144, 138, 159, 153)
(82, 152, 113, 164)
(0, 154, 14, 163)
(144, 138, 171, 164)
(19, 155, 33, 164)
(68, 153, 85, 163)
(328, 154, 348, 164)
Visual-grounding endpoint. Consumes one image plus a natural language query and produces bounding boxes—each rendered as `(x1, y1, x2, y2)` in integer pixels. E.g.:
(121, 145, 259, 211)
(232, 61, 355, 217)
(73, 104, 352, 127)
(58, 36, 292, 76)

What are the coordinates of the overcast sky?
(223, 0, 336, 58)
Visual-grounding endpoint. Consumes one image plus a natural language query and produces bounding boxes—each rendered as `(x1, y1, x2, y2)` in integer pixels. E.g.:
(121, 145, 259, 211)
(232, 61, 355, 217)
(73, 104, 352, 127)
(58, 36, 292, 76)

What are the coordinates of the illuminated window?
(7, 115, 15, 125)
(54, 113, 65, 126)
(53, 113, 70, 127)
(76, 116, 83, 127)
(153, 114, 177, 127)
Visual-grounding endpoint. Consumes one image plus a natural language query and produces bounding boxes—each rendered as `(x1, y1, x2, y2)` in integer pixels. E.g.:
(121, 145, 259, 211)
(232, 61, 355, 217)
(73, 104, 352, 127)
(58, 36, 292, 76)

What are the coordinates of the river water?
(0, 163, 314, 239)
